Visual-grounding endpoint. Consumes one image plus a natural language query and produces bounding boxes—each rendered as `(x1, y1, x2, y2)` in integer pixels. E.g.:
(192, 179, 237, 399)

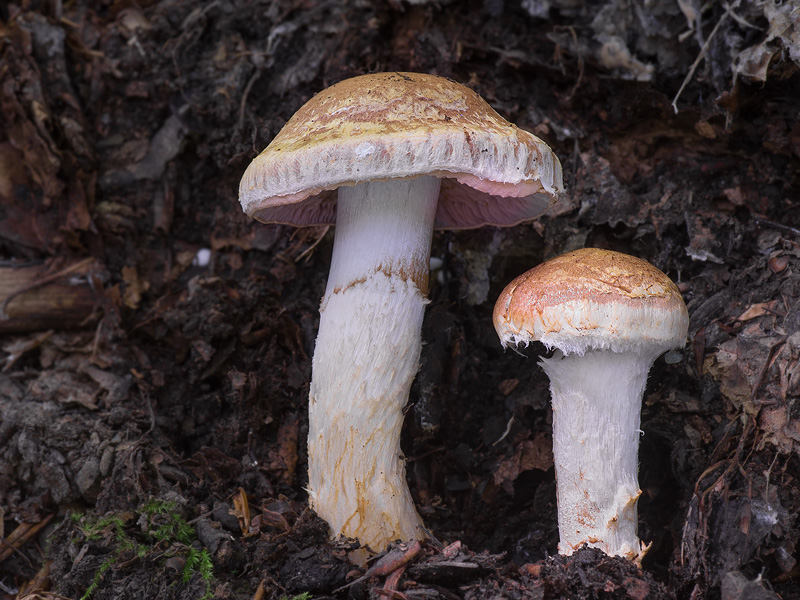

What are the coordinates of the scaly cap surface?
(239, 72, 563, 229)
(493, 248, 689, 355)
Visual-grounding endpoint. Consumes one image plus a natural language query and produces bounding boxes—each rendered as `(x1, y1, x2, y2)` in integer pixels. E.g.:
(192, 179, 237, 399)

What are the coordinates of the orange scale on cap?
(239, 72, 563, 230)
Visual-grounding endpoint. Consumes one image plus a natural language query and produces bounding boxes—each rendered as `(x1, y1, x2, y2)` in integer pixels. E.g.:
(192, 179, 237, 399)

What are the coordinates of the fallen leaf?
(121, 265, 145, 309)
(493, 432, 554, 494)
(736, 302, 775, 322)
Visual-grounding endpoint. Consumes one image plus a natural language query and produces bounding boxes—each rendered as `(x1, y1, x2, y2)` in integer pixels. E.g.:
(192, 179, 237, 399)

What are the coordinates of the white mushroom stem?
(307, 176, 440, 559)
(540, 347, 661, 560)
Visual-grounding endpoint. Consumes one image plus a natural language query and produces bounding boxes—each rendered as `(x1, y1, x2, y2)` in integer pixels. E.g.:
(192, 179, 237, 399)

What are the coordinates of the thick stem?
(539, 349, 658, 559)
(307, 177, 440, 561)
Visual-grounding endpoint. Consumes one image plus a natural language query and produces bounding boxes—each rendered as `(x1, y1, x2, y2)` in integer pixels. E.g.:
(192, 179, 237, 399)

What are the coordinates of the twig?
(238, 67, 263, 134)
(753, 217, 800, 237)
(295, 226, 330, 263)
(751, 337, 786, 402)
(672, 3, 736, 114)
(555, 26, 584, 101)
(492, 415, 515, 446)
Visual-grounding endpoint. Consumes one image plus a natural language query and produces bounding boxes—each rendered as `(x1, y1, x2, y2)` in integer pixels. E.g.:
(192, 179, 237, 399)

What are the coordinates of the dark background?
(1, 1, 799, 598)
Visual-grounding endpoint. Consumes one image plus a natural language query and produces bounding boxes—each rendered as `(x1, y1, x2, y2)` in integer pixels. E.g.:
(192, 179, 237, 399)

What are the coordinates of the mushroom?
(239, 72, 563, 560)
(493, 248, 688, 560)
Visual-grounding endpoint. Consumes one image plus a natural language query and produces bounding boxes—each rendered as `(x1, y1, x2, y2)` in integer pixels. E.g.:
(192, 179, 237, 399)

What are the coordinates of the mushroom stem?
(307, 176, 440, 558)
(540, 348, 660, 559)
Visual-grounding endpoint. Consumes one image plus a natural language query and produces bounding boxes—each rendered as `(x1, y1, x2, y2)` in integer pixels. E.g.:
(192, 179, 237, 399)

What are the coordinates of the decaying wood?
(0, 259, 104, 334)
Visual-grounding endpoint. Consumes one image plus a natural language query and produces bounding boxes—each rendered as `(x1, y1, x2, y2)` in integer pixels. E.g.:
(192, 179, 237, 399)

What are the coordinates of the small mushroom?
(239, 72, 563, 560)
(493, 248, 688, 560)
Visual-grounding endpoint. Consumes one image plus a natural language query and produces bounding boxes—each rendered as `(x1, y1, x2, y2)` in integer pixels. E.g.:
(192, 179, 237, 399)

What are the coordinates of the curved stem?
(307, 177, 440, 560)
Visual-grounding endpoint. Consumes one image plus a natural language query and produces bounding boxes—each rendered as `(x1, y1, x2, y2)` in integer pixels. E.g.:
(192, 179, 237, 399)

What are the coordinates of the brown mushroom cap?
(493, 248, 689, 355)
(239, 72, 563, 229)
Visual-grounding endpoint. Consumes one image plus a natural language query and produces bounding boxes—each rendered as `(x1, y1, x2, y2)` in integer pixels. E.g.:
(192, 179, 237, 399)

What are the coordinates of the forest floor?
(1, 1, 799, 599)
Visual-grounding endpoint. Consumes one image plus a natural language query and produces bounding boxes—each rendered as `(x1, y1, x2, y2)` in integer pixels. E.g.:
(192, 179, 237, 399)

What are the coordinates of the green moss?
(73, 498, 215, 599)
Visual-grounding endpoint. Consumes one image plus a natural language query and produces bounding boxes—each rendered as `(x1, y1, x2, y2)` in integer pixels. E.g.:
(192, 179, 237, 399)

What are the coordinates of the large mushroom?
(493, 248, 688, 560)
(239, 72, 563, 559)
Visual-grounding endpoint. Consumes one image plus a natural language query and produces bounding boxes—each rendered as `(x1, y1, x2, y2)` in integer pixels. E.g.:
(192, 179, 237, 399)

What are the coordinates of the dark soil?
(1, 1, 799, 599)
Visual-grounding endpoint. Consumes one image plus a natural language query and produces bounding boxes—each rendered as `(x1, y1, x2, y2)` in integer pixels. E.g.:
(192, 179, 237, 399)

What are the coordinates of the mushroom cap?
(493, 248, 689, 356)
(239, 72, 563, 229)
